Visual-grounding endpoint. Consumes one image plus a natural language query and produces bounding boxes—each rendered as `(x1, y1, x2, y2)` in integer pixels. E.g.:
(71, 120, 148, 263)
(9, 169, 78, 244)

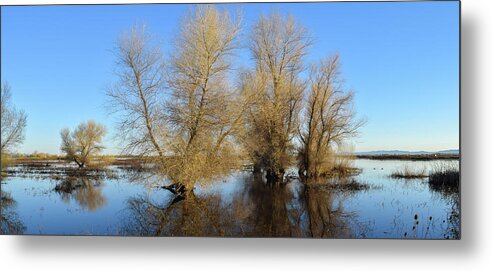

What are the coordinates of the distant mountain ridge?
(355, 149, 459, 155)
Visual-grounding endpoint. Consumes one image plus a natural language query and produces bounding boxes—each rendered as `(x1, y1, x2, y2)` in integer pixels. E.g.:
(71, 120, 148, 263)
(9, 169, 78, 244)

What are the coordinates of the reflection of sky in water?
(1, 160, 458, 237)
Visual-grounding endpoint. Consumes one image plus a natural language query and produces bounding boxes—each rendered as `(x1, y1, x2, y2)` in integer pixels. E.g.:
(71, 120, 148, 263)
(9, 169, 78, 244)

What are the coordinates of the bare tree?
(106, 24, 167, 165)
(1, 82, 27, 157)
(242, 13, 311, 183)
(298, 55, 364, 179)
(60, 120, 106, 168)
(107, 5, 243, 199)
(163, 5, 243, 196)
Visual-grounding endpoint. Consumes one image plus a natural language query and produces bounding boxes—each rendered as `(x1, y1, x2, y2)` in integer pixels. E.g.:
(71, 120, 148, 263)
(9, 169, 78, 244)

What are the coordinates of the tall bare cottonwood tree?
(1, 82, 27, 157)
(242, 13, 311, 183)
(107, 5, 243, 198)
(163, 5, 243, 195)
(60, 120, 106, 168)
(106, 24, 167, 165)
(298, 55, 364, 179)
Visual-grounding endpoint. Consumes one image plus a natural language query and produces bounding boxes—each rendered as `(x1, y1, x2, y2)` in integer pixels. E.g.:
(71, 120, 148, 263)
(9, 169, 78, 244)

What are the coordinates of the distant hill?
(355, 149, 459, 155)
(435, 149, 460, 155)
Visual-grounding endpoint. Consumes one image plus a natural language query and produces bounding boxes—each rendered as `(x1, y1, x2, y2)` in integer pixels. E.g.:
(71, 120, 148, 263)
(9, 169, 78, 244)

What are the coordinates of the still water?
(1, 159, 459, 238)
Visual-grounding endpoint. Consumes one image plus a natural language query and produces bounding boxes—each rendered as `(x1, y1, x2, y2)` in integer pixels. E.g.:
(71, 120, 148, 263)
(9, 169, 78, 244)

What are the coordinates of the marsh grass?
(325, 179, 370, 191)
(304, 176, 370, 192)
(428, 161, 459, 193)
(1, 154, 13, 177)
(331, 154, 361, 176)
(2, 156, 147, 178)
(390, 165, 428, 179)
(4, 162, 116, 181)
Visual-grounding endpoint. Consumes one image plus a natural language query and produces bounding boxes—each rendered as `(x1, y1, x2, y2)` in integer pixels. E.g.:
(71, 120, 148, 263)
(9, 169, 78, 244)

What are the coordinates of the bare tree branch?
(241, 12, 311, 182)
(106, 23, 167, 166)
(297, 55, 365, 178)
(1, 82, 27, 156)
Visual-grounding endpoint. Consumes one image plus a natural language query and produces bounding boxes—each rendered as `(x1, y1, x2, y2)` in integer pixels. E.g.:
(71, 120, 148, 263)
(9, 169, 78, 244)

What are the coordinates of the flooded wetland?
(1, 3, 460, 241)
(1, 158, 460, 239)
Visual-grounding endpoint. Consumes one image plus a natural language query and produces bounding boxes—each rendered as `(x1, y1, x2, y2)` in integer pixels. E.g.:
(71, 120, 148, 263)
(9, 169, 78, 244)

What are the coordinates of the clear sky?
(1, 1, 459, 154)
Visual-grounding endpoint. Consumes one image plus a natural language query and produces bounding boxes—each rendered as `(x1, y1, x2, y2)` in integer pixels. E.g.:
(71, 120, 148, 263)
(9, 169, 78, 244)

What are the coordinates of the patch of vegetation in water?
(3, 162, 118, 180)
(390, 165, 428, 179)
(325, 179, 370, 192)
(329, 166, 363, 177)
(429, 170, 459, 193)
(303, 177, 371, 192)
(428, 161, 459, 194)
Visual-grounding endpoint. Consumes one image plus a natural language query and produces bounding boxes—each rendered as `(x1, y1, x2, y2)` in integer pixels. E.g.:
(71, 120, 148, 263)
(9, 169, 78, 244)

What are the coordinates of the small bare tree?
(298, 55, 364, 179)
(106, 24, 167, 165)
(60, 120, 106, 168)
(242, 13, 311, 183)
(1, 82, 27, 157)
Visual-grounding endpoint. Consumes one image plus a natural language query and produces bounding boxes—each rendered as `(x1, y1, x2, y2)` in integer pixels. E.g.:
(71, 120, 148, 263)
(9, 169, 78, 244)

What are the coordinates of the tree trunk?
(73, 158, 84, 168)
(266, 168, 285, 185)
(253, 164, 262, 174)
(162, 182, 196, 206)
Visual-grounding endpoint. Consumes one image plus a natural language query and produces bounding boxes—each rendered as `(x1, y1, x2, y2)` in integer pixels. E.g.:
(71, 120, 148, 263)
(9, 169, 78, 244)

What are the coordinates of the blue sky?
(1, 1, 459, 154)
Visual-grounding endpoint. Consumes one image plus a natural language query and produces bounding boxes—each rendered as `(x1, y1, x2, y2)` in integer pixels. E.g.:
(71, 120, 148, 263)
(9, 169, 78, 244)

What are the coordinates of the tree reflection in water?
(123, 173, 356, 237)
(1, 191, 25, 234)
(55, 178, 107, 212)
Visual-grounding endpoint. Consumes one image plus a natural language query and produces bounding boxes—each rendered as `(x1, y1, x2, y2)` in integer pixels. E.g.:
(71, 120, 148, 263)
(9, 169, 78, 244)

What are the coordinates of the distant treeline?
(356, 154, 459, 161)
(10, 153, 459, 162)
